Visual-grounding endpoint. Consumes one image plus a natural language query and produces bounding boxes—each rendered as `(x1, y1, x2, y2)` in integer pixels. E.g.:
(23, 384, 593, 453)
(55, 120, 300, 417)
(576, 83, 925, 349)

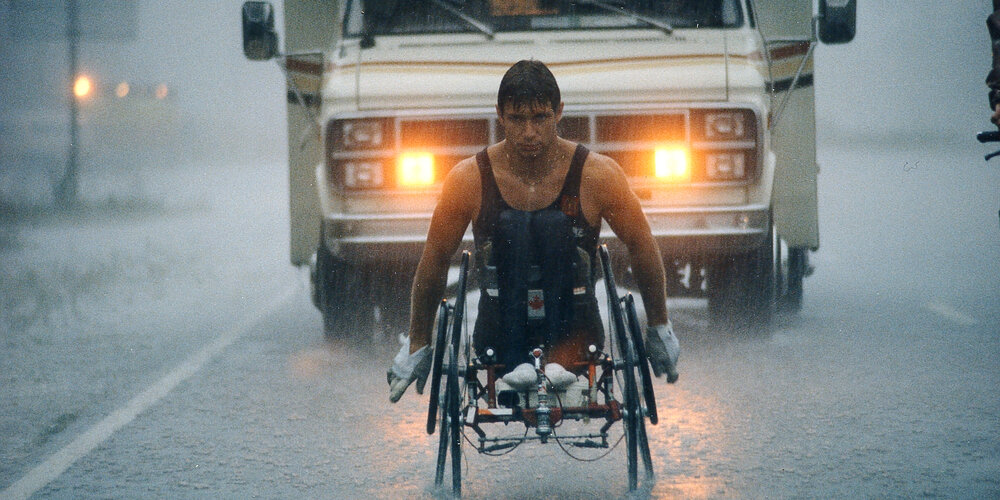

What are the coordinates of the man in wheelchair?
(389, 60, 679, 403)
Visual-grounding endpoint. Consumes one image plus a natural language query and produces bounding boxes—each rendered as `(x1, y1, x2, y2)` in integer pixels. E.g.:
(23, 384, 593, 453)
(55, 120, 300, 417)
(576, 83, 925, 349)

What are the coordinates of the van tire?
(707, 225, 775, 332)
(315, 244, 373, 339)
(778, 247, 806, 313)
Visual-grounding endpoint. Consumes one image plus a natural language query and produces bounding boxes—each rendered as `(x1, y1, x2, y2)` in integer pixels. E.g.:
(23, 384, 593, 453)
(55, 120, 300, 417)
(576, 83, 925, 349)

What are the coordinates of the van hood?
(333, 32, 740, 112)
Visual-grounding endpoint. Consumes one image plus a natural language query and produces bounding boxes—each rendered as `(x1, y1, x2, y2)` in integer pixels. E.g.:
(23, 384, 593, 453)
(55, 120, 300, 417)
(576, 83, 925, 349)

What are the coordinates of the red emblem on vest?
(527, 289, 545, 318)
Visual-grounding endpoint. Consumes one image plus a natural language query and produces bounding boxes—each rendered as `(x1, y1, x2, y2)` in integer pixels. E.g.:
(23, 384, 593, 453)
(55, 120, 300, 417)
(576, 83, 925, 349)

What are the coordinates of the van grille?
(326, 108, 759, 190)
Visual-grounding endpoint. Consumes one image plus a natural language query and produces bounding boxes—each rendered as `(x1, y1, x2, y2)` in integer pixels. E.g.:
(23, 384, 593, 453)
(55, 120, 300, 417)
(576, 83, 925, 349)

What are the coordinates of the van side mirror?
(242, 1, 278, 60)
(818, 0, 856, 44)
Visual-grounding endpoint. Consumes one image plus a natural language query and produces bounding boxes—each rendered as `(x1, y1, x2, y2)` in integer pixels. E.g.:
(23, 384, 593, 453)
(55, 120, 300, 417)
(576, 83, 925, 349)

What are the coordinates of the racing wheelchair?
(425, 244, 661, 497)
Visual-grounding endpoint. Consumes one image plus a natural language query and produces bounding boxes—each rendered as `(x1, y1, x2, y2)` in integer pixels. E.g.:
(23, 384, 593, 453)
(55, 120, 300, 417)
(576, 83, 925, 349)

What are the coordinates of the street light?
(73, 74, 93, 99)
(115, 81, 130, 98)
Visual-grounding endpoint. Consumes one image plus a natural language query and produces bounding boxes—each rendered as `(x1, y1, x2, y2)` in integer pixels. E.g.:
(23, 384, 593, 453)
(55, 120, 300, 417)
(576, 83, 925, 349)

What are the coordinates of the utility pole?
(57, 0, 79, 207)
(8, 1, 135, 207)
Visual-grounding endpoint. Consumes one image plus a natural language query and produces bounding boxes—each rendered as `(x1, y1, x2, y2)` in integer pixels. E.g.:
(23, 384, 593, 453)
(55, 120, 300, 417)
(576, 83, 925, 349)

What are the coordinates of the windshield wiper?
(429, 0, 495, 39)
(580, 0, 674, 35)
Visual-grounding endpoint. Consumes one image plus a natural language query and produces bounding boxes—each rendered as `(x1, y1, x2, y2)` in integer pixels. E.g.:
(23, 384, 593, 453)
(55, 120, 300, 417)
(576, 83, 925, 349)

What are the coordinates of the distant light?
(115, 82, 130, 98)
(155, 84, 169, 100)
(73, 75, 92, 99)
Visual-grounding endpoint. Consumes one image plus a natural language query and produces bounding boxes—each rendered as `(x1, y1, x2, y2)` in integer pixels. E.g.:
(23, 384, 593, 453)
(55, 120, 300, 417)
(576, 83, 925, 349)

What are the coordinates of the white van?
(241, 0, 855, 335)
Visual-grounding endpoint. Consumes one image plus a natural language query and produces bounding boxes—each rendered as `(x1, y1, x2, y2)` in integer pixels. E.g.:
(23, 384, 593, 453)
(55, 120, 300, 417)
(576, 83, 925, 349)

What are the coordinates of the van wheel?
(315, 246, 374, 339)
(707, 225, 775, 331)
(778, 247, 806, 313)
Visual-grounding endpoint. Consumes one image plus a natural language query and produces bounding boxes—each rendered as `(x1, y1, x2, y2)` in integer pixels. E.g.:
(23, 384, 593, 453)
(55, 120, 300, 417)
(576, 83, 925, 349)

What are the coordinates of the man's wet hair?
(497, 60, 561, 115)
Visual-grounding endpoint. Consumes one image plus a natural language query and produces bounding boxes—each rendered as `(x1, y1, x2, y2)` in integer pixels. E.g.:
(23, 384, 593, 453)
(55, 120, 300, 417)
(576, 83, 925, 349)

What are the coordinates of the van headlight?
(688, 108, 759, 182)
(397, 152, 435, 187)
(328, 118, 391, 150)
(705, 152, 747, 180)
(704, 111, 750, 140)
(343, 161, 384, 188)
(653, 146, 691, 182)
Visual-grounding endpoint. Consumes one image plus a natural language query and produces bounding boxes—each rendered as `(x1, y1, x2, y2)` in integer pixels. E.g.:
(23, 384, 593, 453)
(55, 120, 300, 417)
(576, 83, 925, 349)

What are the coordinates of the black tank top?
(470, 144, 605, 366)
(472, 144, 600, 254)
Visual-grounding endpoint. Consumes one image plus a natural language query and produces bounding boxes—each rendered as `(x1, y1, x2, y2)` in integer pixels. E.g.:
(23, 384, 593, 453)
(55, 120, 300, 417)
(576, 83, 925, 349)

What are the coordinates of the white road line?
(1, 285, 298, 500)
(924, 301, 978, 326)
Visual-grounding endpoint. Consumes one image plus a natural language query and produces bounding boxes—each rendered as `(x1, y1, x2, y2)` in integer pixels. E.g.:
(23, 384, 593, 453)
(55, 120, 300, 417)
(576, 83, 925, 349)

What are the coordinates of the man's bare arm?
(592, 157, 669, 326)
(407, 160, 476, 353)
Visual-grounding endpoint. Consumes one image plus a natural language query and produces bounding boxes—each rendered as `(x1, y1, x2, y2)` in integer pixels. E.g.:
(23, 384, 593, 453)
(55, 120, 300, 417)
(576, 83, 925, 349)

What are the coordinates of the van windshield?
(344, 0, 743, 38)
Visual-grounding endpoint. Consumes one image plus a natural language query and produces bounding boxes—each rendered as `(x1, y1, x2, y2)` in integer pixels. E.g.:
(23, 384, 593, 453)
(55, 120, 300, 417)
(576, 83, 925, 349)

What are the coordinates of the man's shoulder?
(581, 148, 625, 179)
(447, 155, 480, 182)
(579, 148, 630, 209)
(440, 155, 482, 204)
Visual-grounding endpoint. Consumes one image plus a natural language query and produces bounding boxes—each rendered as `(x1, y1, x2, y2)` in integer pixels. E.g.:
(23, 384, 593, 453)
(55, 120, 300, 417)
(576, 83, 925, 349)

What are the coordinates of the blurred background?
(815, 1, 985, 140)
(0, 0, 286, 207)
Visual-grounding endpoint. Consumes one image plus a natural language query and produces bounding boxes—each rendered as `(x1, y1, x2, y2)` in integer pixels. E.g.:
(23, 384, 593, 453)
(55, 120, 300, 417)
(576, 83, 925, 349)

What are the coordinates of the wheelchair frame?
(426, 245, 660, 497)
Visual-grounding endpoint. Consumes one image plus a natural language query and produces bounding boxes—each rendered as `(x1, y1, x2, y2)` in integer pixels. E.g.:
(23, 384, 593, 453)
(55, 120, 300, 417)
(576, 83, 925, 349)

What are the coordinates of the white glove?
(387, 336, 432, 403)
(646, 321, 679, 383)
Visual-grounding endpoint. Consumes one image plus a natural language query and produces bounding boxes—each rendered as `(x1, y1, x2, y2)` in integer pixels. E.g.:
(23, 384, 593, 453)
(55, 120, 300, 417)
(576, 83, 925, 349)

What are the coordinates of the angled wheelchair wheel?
(623, 295, 656, 480)
(446, 334, 462, 496)
(432, 307, 465, 496)
(434, 340, 462, 493)
(636, 403, 654, 480)
(434, 371, 450, 487)
(599, 245, 655, 490)
(624, 294, 659, 479)
(430, 303, 452, 488)
(430, 251, 471, 496)
(623, 294, 658, 426)
(446, 251, 471, 497)
(621, 330, 655, 483)
(427, 301, 451, 435)
(619, 332, 641, 491)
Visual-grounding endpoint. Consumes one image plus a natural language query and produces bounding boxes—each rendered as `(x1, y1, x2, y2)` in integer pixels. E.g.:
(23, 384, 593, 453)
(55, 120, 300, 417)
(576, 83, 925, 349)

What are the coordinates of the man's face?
(497, 100, 563, 160)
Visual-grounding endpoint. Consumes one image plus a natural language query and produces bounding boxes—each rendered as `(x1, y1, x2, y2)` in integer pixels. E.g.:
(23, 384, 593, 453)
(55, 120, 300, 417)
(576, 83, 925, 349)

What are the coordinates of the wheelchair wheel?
(619, 332, 640, 491)
(603, 289, 642, 490)
(598, 245, 651, 491)
(432, 251, 470, 496)
(636, 403, 654, 480)
(427, 301, 451, 435)
(446, 335, 462, 496)
(623, 294, 658, 425)
(434, 372, 450, 487)
(620, 331, 654, 490)
(432, 316, 465, 496)
(446, 252, 471, 497)
(430, 303, 451, 488)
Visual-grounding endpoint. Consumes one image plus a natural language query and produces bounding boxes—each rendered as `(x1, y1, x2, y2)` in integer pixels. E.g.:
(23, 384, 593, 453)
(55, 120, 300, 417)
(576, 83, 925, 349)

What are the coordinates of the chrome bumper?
(322, 204, 769, 262)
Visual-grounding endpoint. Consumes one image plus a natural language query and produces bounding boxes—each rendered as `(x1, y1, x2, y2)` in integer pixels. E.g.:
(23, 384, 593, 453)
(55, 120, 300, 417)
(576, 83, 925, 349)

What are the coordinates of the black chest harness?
(471, 144, 604, 372)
